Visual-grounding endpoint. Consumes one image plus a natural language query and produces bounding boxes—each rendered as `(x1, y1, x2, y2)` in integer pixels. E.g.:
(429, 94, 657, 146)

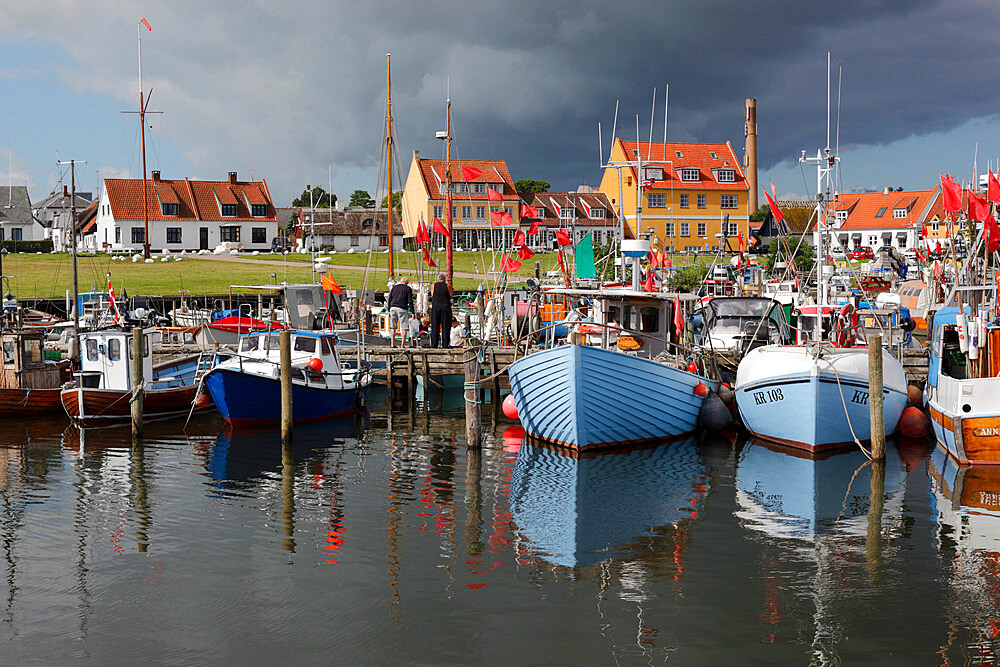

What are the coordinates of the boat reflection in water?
(508, 437, 709, 568)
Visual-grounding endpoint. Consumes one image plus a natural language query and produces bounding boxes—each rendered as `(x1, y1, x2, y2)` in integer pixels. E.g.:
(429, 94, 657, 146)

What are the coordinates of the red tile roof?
(417, 159, 519, 201)
(104, 175, 276, 222)
(521, 192, 619, 226)
(832, 188, 938, 230)
(616, 140, 747, 191)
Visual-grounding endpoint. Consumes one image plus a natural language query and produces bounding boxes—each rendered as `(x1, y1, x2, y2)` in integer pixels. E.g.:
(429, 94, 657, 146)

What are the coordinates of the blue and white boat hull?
(735, 345, 908, 452)
(508, 344, 717, 451)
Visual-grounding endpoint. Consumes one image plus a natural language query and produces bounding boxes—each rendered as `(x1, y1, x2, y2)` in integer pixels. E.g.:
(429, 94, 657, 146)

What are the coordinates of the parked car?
(903, 248, 917, 262)
(850, 246, 874, 261)
(829, 246, 847, 260)
(271, 236, 292, 253)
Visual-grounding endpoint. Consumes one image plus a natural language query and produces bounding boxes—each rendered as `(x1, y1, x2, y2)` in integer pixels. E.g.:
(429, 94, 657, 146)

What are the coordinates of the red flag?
(555, 229, 571, 246)
(648, 249, 659, 269)
(916, 248, 925, 261)
(422, 247, 437, 268)
(990, 170, 1000, 203)
(662, 252, 671, 268)
(921, 224, 929, 238)
(321, 270, 342, 295)
(490, 210, 512, 227)
(521, 203, 539, 219)
(527, 220, 541, 235)
(107, 274, 122, 325)
(738, 232, 745, 252)
(556, 248, 571, 286)
(140, 17, 151, 31)
(941, 173, 962, 213)
(642, 270, 654, 292)
(416, 218, 430, 244)
(512, 229, 526, 246)
(936, 240, 942, 254)
(969, 190, 990, 223)
(500, 255, 522, 273)
(986, 217, 1000, 253)
(518, 245, 534, 260)
(486, 187, 503, 202)
(763, 184, 784, 225)
(460, 165, 483, 182)
(673, 296, 684, 338)
(432, 217, 451, 238)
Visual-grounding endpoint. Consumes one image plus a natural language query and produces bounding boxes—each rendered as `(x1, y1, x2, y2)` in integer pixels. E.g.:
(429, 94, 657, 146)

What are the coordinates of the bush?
(665, 264, 709, 292)
(1, 239, 53, 253)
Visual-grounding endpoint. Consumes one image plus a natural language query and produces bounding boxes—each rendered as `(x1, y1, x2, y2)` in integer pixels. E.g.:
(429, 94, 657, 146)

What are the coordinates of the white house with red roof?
(94, 171, 280, 252)
(827, 187, 939, 252)
(519, 189, 624, 249)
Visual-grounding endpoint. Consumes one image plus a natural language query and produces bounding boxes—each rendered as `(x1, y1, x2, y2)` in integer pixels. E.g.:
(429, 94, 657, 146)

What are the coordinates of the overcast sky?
(2, 0, 1000, 207)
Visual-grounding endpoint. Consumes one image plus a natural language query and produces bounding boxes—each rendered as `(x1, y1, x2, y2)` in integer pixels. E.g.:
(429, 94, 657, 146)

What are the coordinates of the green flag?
(575, 232, 596, 279)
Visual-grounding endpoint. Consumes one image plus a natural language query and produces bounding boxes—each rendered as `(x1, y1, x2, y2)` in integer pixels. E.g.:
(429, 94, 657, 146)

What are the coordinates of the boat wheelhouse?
(0, 330, 68, 416)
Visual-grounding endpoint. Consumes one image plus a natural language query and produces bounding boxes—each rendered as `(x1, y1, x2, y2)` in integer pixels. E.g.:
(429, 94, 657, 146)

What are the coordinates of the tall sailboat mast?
(445, 97, 454, 290)
(385, 53, 394, 280)
(138, 18, 151, 260)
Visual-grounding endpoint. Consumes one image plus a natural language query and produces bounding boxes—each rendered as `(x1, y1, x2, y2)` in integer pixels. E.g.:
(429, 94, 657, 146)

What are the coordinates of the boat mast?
(138, 19, 151, 260)
(58, 158, 85, 358)
(385, 53, 394, 281)
(445, 97, 454, 291)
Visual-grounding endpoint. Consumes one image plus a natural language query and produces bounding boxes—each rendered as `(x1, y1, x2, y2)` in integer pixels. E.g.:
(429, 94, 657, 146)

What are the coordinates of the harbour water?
(0, 393, 997, 663)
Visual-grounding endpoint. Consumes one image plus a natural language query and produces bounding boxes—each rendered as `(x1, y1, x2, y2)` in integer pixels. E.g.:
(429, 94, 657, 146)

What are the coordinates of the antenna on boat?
(609, 100, 619, 164)
(385, 52, 394, 281)
(663, 83, 669, 147)
(598, 121, 603, 169)
(647, 87, 656, 162)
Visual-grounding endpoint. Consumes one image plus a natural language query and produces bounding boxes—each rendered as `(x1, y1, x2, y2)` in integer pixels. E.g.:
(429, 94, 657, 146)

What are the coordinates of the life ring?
(833, 302, 858, 348)
(575, 324, 601, 335)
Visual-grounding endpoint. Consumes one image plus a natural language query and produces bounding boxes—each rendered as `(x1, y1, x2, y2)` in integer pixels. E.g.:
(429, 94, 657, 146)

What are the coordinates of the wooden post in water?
(475, 292, 484, 340)
(464, 350, 481, 448)
(280, 330, 293, 444)
(869, 333, 885, 460)
(865, 459, 886, 583)
(131, 328, 144, 442)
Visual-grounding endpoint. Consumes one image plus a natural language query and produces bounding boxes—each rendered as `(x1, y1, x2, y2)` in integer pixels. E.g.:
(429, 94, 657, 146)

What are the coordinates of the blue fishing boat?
(508, 344, 718, 451)
(203, 330, 371, 427)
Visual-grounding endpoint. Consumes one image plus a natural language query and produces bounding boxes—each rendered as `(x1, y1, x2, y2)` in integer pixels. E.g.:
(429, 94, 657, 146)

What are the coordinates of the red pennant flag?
(990, 170, 1000, 203)
(555, 229, 571, 246)
(921, 224, 929, 238)
(662, 252, 671, 269)
(422, 247, 437, 268)
(674, 296, 684, 337)
(738, 232, 745, 252)
(486, 187, 503, 202)
(936, 240, 942, 254)
(490, 210, 512, 227)
(512, 229, 526, 246)
(648, 249, 659, 269)
(527, 220, 541, 235)
(941, 173, 962, 213)
(763, 185, 784, 225)
(969, 190, 990, 223)
(915, 248, 925, 261)
(416, 218, 430, 244)
(642, 271, 654, 292)
(460, 165, 483, 182)
(986, 217, 1000, 253)
(500, 255, 522, 273)
(321, 270, 342, 295)
(521, 203, 539, 219)
(432, 217, 451, 238)
(107, 274, 122, 325)
(518, 245, 534, 260)
(140, 17, 151, 31)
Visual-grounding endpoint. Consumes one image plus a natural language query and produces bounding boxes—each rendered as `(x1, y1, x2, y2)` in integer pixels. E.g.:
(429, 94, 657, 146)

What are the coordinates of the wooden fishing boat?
(60, 328, 210, 426)
(0, 330, 69, 417)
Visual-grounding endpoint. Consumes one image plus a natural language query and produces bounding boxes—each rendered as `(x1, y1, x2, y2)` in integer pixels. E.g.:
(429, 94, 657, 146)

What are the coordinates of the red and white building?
(827, 187, 940, 251)
(519, 190, 624, 249)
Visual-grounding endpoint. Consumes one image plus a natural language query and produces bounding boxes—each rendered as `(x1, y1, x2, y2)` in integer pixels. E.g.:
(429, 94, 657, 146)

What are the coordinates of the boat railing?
(509, 319, 695, 362)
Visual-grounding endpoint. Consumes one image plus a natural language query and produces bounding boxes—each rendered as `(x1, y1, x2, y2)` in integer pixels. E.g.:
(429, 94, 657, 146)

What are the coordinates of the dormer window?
(591, 208, 606, 219)
(362, 218, 373, 227)
(836, 210, 848, 221)
(680, 168, 699, 182)
(717, 169, 735, 183)
(893, 208, 907, 218)
(161, 202, 179, 216)
(251, 204, 266, 217)
(473, 183, 485, 195)
(221, 203, 237, 217)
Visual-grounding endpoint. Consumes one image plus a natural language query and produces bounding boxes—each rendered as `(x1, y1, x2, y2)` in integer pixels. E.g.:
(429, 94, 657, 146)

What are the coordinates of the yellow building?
(599, 139, 750, 252)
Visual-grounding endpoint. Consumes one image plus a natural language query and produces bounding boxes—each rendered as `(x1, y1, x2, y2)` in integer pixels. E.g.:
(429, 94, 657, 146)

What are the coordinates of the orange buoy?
(906, 384, 923, 407)
(194, 391, 212, 408)
(898, 406, 931, 439)
(306, 357, 324, 372)
(501, 425, 525, 453)
(502, 393, 519, 420)
(694, 382, 709, 398)
(687, 362, 698, 374)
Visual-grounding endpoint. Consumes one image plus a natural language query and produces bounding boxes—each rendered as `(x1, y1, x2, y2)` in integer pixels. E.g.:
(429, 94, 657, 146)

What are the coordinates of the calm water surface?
(0, 392, 997, 664)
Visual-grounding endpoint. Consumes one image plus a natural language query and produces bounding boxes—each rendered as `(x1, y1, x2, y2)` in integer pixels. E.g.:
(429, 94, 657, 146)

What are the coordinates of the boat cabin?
(237, 330, 350, 387)
(77, 328, 154, 391)
(0, 331, 63, 389)
(691, 297, 792, 353)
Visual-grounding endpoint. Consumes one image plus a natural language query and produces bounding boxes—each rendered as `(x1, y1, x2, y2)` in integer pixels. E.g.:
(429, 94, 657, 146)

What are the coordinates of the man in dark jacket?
(386, 276, 415, 348)
(429, 273, 452, 349)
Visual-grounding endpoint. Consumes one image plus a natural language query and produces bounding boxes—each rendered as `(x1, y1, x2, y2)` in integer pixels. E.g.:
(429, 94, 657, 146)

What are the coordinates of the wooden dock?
(363, 346, 517, 393)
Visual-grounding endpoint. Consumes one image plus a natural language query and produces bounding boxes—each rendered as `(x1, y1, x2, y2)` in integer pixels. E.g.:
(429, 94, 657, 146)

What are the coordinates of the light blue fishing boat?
(507, 344, 718, 451)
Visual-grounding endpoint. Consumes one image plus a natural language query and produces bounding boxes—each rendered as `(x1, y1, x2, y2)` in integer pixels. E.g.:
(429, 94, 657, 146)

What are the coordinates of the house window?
(220, 226, 240, 242)
(535, 206, 545, 218)
(680, 222, 690, 236)
(476, 206, 486, 220)
(379, 235, 389, 247)
(166, 227, 182, 243)
(931, 222, 940, 231)
(350, 235, 359, 246)
(252, 227, 266, 244)
(10, 228, 21, 241)
(131, 227, 145, 243)
(433, 205, 443, 219)
(221, 203, 237, 217)
(836, 211, 848, 222)
(664, 222, 674, 236)
(115, 227, 121, 243)
(251, 204, 266, 217)
(161, 202, 179, 216)
(647, 193, 666, 208)
(893, 208, 907, 218)
(591, 208, 605, 219)
(727, 222, 738, 236)
(458, 184, 470, 194)
(559, 207, 574, 220)
(680, 194, 689, 208)
(697, 222, 707, 237)
(474, 184, 485, 195)
(875, 207, 887, 218)
(452, 206, 457, 219)
(681, 168, 699, 181)
(462, 206, 472, 219)
(697, 194, 706, 209)
(720, 195, 738, 209)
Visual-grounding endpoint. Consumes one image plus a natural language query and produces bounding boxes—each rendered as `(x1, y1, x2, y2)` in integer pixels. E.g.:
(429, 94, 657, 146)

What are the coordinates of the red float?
(502, 393, 519, 420)
(693, 382, 709, 398)
(898, 406, 931, 439)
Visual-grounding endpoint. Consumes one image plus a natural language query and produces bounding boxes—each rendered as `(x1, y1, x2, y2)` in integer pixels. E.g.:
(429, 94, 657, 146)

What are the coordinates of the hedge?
(0, 240, 54, 253)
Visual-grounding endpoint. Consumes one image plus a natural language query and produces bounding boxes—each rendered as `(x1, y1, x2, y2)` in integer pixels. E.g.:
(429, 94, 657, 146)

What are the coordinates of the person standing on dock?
(430, 273, 452, 349)
(387, 276, 415, 348)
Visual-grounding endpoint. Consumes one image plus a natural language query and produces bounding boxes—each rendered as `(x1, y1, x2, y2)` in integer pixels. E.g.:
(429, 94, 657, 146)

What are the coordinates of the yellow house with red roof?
(401, 151, 522, 250)
(599, 139, 749, 252)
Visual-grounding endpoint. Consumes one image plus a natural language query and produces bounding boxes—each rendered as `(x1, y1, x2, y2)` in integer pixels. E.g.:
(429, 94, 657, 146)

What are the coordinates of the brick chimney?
(745, 98, 758, 214)
(228, 171, 238, 184)
(63, 185, 69, 197)
(152, 170, 161, 182)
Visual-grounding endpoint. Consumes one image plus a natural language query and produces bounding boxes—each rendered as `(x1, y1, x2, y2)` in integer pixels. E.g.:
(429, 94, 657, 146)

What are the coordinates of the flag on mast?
(140, 17, 151, 31)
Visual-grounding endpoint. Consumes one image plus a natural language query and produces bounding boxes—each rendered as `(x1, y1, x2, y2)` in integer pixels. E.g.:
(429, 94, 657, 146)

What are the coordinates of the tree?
(381, 191, 402, 214)
(749, 204, 770, 222)
(291, 185, 334, 208)
(349, 189, 375, 208)
(763, 237, 815, 272)
(514, 179, 550, 194)
(664, 265, 710, 292)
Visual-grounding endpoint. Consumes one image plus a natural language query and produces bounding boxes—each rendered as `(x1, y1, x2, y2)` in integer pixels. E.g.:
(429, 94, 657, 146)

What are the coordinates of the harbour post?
(868, 333, 885, 460)
(475, 292, 484, 340)
(464, 350, 481, 448)
(865, 457, 886, 582)
(280, 330, 292, 444)
(131, 327, 144, 442)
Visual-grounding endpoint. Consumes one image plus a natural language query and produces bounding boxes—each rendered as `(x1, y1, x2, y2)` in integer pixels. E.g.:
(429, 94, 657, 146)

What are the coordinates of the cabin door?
(199, 227, 209, 250)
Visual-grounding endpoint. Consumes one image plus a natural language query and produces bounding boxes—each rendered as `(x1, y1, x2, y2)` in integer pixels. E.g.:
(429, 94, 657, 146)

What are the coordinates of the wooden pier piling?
(131, 327, 144, 442)
(280, 330, 292, 444)
(869, 333, 885, 460)
(464, 351, 481, 449)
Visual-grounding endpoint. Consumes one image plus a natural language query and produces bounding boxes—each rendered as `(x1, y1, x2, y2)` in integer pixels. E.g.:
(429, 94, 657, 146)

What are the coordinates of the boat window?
(22, 339, 41, 364)
(241, 336, 259, 353)
(293, 336, 316, 353)
(321, 337, 335, 356)
(2, 341, 15, 365)
(86, 339, 98, 362)
(639, 307, 660, 332)
(606, 305, 621, 325)
(622, 305, 639, 330)
(265, 333, 282, 351)
(108, 338, 121, 361)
